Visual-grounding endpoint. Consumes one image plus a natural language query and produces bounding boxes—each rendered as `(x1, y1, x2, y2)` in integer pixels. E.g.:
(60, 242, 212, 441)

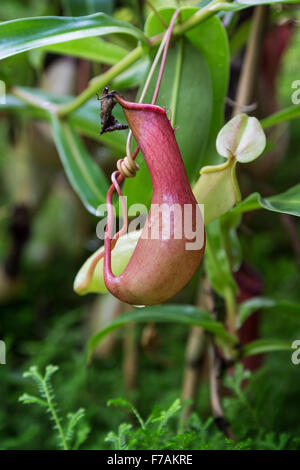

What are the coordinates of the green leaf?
(63, 0, 114, 16)
(19, 393, 48, 408)
(50, 115, 109, 215)
(153, 399, 181, 431)
(240, 0, 299, 4)
(261, 104, 300, 129)
(220, 211, 243, 272)
(238, 297, 300, 328)
(42, 37, 128, 65)
(205, 219, 237, 297)
(88, 304, 236, 360)
(221, 0, 299, 12)
(3, 89, 127, 154)
(231, 184, 300, 218)
(242, 338, 292, 358)
(0, 12, 146, 60)
(112, 58, 150, 89)
(107, 398, 145, 429)
(1, 93, 50, 120)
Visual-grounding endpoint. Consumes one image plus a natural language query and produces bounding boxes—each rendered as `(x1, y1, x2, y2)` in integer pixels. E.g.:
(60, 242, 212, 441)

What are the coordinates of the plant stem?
(224, 286, 237, 337)
(232, 5, 269, 117)
(58, 46, 143, 116)
(170, 36, 183, 128)
(179, 276, 211, 429)
(209, 340, 236, 443)
(11, 86, 57, 114)
(146, 0, 168, 29)
(125, 29, 169, 158)
(172, 0, 227, 36)
(152, 10, 180, 105)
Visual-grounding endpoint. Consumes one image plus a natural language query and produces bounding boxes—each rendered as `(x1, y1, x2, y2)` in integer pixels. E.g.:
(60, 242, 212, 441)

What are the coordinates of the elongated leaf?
(221, 0, 299, 12)
(231, 184, 300, 218)
(63, 0, 114, 16)
(240, 0, 299, 4)
(51, 115, 109, 215)
(242, 338, 292, 358)
(0, 13, 145, 60)
(238, 297, 300, 328)
(88, 304, 236, 360)
(0, 94, 49, 120)
(42, 37, 128, 65)
(2, 89, 127, 154)
(261, 104, 300, 129)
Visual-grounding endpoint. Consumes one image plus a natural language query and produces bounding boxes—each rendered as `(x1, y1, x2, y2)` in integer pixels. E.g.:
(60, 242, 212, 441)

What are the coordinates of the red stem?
(152, 10, 180, 105)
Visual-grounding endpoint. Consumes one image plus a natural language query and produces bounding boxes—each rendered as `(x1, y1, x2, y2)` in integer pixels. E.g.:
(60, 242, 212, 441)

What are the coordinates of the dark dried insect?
(97, 86, 128, 135)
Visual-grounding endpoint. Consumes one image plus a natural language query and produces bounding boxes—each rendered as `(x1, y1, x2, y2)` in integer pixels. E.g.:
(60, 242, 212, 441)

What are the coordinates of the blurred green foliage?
(0, 0, 300, 451)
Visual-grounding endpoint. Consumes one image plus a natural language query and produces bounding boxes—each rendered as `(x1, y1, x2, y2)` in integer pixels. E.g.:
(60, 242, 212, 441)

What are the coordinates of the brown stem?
(179, 277, 212, 428)
(179, 326, 206, 428)
(209, 341, 236, 443)
(233, 6, 269, 116)
(123, 318, 138, 395)
(209, 289, 236, 442)
(146, 0, 168, 28)
(90, 295, 124, 359)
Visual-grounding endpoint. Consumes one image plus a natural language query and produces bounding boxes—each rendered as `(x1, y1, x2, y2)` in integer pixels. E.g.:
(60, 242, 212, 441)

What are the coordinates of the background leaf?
(51, 115, 109, 215)
(221, 0, 300, 12)
(240, 0, 299, 4)
(231, 184, 300, 218)
(2, 89, 127, 154)
(88, 304, 236, 360)
(62, 0, 114, 16)
(242, 338, 292, 358)
(42, 37, 128, 65)
(261, 104, 300, 129)
(238, 297, 300, 328)
(0, 12, 145, 60)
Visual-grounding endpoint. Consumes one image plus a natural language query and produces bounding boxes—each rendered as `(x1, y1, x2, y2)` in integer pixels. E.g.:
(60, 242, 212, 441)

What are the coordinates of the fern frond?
(19, 393, 48, 408)
(107, 398, 145, 429)
(20, 365, 68, 450)
(66, 408, 85, 445)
